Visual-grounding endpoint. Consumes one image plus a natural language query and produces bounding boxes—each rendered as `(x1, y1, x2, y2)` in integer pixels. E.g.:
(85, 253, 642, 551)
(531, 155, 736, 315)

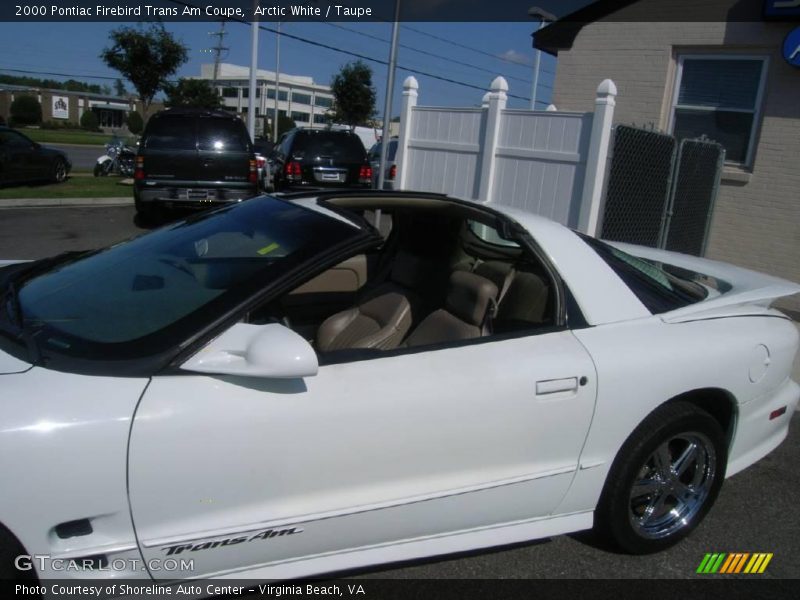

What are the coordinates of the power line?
(255, 22, 538, 103)
(402, 24, 556, 76)
(0, 67, 180, 85)
(323, 22, 534, 87)
(165, 1, 537, 103)
(0, 67, 119, 82)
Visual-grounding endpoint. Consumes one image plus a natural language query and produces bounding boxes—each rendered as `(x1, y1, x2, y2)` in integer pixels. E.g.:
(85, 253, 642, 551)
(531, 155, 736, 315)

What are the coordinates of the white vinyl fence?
(394, 76, 617, 235)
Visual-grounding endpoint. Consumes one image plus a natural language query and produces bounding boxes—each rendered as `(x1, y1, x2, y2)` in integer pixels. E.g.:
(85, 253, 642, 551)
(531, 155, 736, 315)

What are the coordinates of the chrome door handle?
(536, 377, 578, 395)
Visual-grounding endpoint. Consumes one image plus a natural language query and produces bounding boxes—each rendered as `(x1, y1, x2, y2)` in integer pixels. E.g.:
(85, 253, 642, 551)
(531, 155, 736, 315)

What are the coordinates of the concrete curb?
(0, 197, 134, 209)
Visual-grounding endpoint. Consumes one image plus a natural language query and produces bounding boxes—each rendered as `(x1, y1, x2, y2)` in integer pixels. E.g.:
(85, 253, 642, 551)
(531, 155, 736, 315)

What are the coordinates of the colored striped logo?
(697, 553, 773, 574)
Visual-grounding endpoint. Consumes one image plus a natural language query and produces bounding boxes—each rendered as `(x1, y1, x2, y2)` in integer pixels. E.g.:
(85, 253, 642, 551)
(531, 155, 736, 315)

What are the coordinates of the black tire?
(134, 193, 161, 226)
(0, 523, 36, 582)
(93, 160, 111, 177)
(52, 158, 67, 183)
(594, 401, 727, 554)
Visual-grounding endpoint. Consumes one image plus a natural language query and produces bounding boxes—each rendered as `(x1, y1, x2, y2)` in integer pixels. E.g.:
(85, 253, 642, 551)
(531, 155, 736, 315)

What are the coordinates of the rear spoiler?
(608, 242, 800, 323)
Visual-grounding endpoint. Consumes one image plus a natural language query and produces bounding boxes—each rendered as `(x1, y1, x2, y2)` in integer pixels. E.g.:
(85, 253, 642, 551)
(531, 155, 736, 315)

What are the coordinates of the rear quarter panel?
(555, 313, 799, 514)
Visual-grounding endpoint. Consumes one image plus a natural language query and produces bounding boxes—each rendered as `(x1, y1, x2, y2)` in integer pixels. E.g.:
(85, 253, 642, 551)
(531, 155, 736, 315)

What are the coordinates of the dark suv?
(270, 128, 372, 192)
(134, 108, 257, 219)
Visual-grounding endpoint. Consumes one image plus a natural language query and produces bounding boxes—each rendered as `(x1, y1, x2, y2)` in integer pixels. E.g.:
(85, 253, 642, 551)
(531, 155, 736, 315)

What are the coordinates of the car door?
(128, 327, 596, 580)
(0, 131, 35, 183)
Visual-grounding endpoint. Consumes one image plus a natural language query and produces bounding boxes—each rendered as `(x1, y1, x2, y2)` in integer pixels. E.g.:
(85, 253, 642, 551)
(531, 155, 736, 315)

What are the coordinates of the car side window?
(4, 131, 32, 149)
(467, 220, 520, 248)
(273, 133, 290, 159)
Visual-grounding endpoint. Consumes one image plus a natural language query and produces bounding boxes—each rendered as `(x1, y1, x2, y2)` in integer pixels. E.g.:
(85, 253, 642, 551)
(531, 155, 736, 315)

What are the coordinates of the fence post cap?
(596, 79, 617, 97)
(481, 92, 491, 106)
(490, 76, 509, 93)
(403, 76, 419, 90)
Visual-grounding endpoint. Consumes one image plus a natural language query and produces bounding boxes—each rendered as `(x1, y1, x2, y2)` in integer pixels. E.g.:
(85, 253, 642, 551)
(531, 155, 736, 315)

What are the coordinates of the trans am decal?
(161, 527, 303, 556)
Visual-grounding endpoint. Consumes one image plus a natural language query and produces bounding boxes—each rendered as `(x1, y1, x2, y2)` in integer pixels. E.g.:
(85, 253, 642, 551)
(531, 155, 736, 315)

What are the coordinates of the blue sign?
(765, 0, 800, 18)
(784, 27, 800, 67)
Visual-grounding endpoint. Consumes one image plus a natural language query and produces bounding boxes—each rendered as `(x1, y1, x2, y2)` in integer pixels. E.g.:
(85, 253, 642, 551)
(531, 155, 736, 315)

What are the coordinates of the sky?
(0, 5, 590, 119)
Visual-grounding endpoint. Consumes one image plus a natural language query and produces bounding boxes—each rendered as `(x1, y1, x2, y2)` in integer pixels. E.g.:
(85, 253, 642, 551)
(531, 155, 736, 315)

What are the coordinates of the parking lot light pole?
(274, 20, 282, 143)
(528, 6, 556, 110)
(377, 0, 401, 192)
(248, 0, 258, 141)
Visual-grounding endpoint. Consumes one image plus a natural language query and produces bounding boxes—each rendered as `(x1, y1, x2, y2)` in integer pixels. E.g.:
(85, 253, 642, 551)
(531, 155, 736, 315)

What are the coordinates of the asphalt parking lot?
(0, 204, 797, 580)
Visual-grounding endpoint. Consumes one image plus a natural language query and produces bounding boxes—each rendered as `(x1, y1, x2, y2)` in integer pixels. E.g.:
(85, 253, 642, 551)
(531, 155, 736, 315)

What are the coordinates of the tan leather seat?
(404, 271, 498, 347)
(315, 253, 424, 352)
(473, 261, 550, 326)
(499, 268, 550, 325)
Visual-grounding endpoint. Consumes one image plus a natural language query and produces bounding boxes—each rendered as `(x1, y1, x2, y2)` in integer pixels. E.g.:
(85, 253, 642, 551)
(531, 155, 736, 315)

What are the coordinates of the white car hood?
(609, 242, 800, 323)
(0, 348, 32, 375)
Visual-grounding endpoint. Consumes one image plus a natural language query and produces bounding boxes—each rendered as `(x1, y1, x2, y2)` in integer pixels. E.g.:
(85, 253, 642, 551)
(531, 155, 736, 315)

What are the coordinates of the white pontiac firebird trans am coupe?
(0, 191, 797, 583)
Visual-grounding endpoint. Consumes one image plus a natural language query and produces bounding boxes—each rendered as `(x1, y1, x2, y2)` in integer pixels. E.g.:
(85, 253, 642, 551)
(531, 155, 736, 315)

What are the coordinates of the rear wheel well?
(0, 520, 37, 582)
(667, 388, 737, 449)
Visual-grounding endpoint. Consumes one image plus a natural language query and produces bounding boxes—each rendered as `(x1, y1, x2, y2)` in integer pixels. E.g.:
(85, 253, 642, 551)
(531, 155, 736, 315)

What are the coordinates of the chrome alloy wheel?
(54, 160, 67, 182)
(628, 432, 717, 539)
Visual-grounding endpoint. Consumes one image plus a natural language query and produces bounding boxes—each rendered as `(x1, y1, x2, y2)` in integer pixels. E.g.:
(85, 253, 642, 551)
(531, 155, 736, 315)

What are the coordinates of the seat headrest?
(445, 271, 499, 326)
(473, 260, 514, 291)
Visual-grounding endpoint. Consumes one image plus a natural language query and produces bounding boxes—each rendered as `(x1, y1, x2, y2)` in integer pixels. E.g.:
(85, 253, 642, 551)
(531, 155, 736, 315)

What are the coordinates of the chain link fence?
(600, 125, 725, 256)
(664, 136, 726, 256)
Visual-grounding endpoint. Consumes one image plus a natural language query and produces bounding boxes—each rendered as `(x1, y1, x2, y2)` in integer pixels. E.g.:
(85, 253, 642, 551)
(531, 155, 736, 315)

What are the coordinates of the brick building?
(0, 85, 154, 132)
(535, 0, 800, 314)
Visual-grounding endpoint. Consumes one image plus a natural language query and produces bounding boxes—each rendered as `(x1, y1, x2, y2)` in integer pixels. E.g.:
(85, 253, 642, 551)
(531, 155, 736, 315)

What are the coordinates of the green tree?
(80, 110, 99, 131)
(9, 95, 42, 126)
(163, 78, 222, 109)
(114, 78, 127, 97)
(101, 23, 188, 115)
(126, 111, 144, 135)
(329, 61, 376, 130)
(263, 114, 299, 140)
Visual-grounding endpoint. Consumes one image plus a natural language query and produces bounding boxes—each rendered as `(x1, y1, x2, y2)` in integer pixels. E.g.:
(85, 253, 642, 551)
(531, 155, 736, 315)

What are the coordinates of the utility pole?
(207, 21, 228, 90)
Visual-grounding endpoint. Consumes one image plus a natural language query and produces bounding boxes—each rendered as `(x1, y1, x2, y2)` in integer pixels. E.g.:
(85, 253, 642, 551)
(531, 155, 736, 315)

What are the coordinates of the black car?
(133, 108, 258, 219)
(0, 126, 71, 187)
(270, 128, 372, 192)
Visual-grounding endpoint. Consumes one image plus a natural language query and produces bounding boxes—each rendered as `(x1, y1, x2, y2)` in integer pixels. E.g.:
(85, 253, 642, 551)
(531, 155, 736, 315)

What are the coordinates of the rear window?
(198, 118, 251, 152)
(580, 235, 708, 314)
(144, 117, 196, 150)
(292, 131, 366, 161)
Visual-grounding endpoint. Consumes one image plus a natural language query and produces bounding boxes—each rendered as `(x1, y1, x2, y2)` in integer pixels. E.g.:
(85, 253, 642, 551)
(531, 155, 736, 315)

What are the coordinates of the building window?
(314, 95, 333, 108)
(292, 92, 311, 105)
(291, 111, 309, 123)
(222, 87, 238, 98)
(266, 89, 289, 101)
(670, 55, 767, 166)
(313, 114, 328, 125)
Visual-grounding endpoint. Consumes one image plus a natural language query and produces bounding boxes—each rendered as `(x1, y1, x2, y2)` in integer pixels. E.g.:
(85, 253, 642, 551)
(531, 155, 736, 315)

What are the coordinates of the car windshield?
(293, 132, 366, 161)
(369, 140, 398, 161)
(16, 197, 365, 361)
